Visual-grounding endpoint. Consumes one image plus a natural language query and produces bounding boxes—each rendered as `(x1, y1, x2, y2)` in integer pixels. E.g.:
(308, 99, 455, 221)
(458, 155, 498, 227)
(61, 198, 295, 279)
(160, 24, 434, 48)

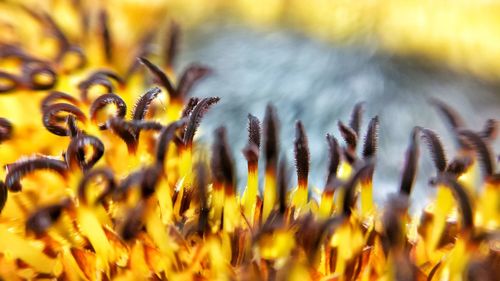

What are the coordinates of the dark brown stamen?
(0, 117, 13, 143)
(264, 104, 280, 173)
(140, 165, 162, 199)
(125, 31, 156, 79)
(325, 134, 341, 186)
(382, 196, 409, 250)
(0, 71, 21, 93)
(164, 21, 180, 69)
(399, 127, 420, 196)
(128, 120, 164, 131)
(247, 114, 261, 149)
(362, 116, 379, 160)
(77, 168, 116, 205)
(114, 169, 145, 200)
(277, 156, 290, 214)
(338, 121, 357, 152)
(66, 115, 80, 138)
(0, 181, 7, 214)
(98, 10, 112, 62)
(65, 134, 105, 171)
(89, 70, 124, 85)
(294, 120, 310, 187)
(26, 200, 70, 236)
(57, 45, 86, 71)
(431, 176, 474, 232)
(155, 119, 187, 168)
(342, 163, 374, 217)
(121, 201, 146, 241)
(176, 64, 212, 99)
(194, 163, 210, 234)
(349, 102, 365, 136)
(446, 156, 473, 177)
(480, 119, 498, 141)
(107, 117, 138, 153)
(181, 97, 200, 119)
(459, 130, 495, 177)
(183, 97, 220, 148)
(429, 98, 465, 130)
(132, 87, 161, 122)
(242, 144, 259, 165)
(42, 103, 86, 136)
(179, 97, 199, 140)
(41, 12, 70, 49)
(419, 127, 447, 174)
(41, 91, 79, 111)
(89, 93, 127, 129)
(78, 77, 113, 102)
(211, 127, 236, 193)
(23, 63, 57, 90)
(5, 157, 68, 192)
(138, 57, 176, 98)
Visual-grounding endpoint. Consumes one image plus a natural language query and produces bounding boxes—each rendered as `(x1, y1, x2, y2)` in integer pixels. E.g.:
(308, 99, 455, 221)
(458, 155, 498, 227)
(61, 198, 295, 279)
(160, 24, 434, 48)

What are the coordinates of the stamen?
(42, 103, 86, 136)
(89, 93, 127, 129)
(41, 91, 79, 111)
(294, 120, 310, 188)
(431, 176, 474, 232)
(26, 200, 69, 236)
(338, 121, 357, 152)
(0, 181, 7, 214)
(399, 127, 420, 196)
(120, 201, 146, 241)
(342, 163, 374, 217)
(106, 117, 138, 153)
(164, 21, 180, 69)
(459, 130, 495, 177)
(325, 134, 341, 185)
(131, 87, 161, 122)
(211, 127, 236, 192)
(176, 64, 212, 99)
(194, 163, 210, 234)
(349, 102, 365, 136)
(23, 63, 57, 90)
(362, 116, 379, 160)
(183, 97, 220, 149)
(247, 114, 261, 149)
(77, 168, 116, 205)
(479, 119, 497, 141)
(138, 57, 176, 98)
(429, 98, 465, 130)
(278, 156, 290, 215)
(5, 157, 68, 192)
(0, 71, 21, 93)
(98, 10, 112, 62)
(0, 117, 13, 143)
(264, 104, 280, 172)
(419, 127, 448, 174)
(155, 119, 187, 168)
(65, 134, 105, 171)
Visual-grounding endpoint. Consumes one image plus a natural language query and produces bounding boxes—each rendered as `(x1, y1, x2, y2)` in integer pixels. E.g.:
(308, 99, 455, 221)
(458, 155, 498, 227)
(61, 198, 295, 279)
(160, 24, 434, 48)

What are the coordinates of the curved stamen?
(5, 157, 68, 192)
(66, 134, 105, 171)
(89, 93, 127, 130)
(77, 168, 116, 205)
(42, 103, 87, 136)
(362, 116, 379, 160)
(419, 127, 447, 174)
(183, 97, 220, 149)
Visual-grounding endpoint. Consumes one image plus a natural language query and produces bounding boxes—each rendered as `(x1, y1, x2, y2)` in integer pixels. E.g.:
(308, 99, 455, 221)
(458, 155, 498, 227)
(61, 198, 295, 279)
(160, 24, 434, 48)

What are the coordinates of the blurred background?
(1, 0, 500, 211)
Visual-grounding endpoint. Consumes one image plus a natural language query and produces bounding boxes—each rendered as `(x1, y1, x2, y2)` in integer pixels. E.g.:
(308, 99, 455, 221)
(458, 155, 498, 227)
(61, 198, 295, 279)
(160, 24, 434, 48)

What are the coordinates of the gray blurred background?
(177, 22, 499, 212)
